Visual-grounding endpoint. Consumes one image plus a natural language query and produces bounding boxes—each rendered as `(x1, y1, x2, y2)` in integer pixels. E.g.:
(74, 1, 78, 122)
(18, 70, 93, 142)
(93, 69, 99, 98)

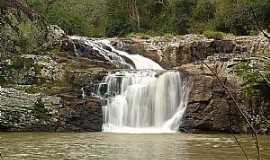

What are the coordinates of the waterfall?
(70, 36, 190, 133)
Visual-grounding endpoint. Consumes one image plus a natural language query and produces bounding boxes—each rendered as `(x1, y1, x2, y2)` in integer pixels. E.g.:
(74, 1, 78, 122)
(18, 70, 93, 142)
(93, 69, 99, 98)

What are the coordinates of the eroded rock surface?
(111, 34, 269, 68)
(111, 35, 270, 134)
(0, 2, 107, 131)
(177, 64, 244, 133)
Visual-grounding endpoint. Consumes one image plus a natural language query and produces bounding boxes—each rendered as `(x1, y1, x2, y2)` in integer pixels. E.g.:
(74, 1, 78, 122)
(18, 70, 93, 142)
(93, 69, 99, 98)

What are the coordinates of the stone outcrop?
(0, 87, 60, 131)
(0, 2, 107, 131)
(111, 35, 270, 134)
(177, 64, 244, 133)
(0, 50, 107, 132)
(57, 97, 102, 132)
(0, 87, 103, 132)
(111, 34, 270, 68)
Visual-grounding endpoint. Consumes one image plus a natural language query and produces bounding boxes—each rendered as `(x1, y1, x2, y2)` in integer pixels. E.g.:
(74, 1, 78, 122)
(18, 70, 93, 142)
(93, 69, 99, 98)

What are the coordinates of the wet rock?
(47, 25, 66, 41)
(57, 97, 103, 132)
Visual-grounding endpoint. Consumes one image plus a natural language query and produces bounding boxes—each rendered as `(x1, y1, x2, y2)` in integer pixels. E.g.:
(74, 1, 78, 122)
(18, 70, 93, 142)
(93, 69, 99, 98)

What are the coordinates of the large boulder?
(177, 63, 244, 133)
(0, 87, 103, 132)
(56, 97, 103, 132)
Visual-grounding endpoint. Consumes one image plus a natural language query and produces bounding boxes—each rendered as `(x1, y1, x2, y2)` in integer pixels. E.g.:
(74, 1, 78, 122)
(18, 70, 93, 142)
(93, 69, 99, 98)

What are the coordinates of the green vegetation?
(0, 0, 47, 58)
(234, 56, 270, 128)
(26, 0, 107, 37)
(26, 0, 270, 37)
(235, 57, 270, 101)
(203, 31, 225, 40)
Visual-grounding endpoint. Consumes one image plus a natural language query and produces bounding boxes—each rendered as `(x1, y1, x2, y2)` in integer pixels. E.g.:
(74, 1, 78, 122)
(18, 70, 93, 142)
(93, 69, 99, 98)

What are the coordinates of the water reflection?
(0, 133, 269, 160)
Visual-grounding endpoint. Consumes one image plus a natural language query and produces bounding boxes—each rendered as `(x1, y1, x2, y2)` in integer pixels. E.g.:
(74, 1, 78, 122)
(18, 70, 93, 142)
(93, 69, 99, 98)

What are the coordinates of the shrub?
(203, 30, 225, 40)
(127, 32, 152, 39)
(105, 17, 134, 37)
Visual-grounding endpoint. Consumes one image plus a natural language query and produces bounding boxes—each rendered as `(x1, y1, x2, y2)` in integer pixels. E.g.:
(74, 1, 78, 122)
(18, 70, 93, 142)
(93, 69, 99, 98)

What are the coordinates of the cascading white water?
(99, 39, 163, 70)
(101, 70, 190, 133)
(69, 36, 134, 69)
(70, 36, 190, 133)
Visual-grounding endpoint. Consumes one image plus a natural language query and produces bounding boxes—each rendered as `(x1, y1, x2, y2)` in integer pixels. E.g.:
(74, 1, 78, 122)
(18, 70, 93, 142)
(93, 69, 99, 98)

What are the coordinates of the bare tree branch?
(203, 61, 261, 160)
(0, 152, 3, 160)
(233, 135, 249, 160)
(194, 53, 262, 160)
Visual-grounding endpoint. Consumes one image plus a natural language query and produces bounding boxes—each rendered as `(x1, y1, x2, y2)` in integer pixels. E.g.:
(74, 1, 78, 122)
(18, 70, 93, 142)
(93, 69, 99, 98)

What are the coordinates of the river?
(0, 133, 269, 160)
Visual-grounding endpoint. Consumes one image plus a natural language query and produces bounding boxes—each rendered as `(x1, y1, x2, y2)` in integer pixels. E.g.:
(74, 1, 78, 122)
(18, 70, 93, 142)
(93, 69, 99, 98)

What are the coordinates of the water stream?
(70, 36, 191, 133)
(1, 133, 270, 160)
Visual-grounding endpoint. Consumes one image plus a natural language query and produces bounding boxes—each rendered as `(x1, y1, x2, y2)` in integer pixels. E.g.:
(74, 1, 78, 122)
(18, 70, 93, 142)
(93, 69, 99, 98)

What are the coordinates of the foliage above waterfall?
(25, 0, 270, 37)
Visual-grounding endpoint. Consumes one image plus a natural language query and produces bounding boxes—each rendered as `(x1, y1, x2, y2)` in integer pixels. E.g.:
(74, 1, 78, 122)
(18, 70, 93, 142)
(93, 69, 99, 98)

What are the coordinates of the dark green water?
(0, 133, 269, 160)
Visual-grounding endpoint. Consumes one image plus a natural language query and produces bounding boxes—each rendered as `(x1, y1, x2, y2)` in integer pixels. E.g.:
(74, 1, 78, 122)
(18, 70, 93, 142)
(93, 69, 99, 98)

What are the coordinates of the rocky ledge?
(112, 35, 270, 134)
(110, 34, 269, 68)
(177, 63, 244, 133)
(0, 87, 102, 132)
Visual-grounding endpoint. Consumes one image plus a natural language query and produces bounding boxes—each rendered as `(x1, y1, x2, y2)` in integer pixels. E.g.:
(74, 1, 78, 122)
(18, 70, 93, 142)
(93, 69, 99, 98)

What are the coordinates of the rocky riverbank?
(0, 1, 108, 131)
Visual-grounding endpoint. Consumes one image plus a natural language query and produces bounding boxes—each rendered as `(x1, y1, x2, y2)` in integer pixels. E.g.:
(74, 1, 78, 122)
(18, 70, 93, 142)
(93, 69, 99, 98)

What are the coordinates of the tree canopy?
(26, 0, 270, 37)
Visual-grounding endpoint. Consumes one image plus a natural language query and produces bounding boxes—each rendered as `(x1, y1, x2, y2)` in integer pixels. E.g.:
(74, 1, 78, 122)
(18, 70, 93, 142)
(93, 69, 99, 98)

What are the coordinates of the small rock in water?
(102, 45, 112, 52)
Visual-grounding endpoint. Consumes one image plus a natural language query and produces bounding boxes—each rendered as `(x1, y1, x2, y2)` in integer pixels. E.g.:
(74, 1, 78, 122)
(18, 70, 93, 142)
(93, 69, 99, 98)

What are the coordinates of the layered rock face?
(177, 64, 243, 133)
(0, 31, 111, 131)
(112, 35, 270, 134)
(0, 87, 60, 131)
(0, 1, 109, 132)
(111, 34, 269, 68)
(0, 87, 103, 132)
(0, 48, 107, 132)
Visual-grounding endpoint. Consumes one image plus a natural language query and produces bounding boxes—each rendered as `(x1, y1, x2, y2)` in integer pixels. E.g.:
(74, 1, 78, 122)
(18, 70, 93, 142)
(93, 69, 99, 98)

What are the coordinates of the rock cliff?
(111, 35, 270, 134)
(110, 34, 269, 68)
(0, 1, 108, 132)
